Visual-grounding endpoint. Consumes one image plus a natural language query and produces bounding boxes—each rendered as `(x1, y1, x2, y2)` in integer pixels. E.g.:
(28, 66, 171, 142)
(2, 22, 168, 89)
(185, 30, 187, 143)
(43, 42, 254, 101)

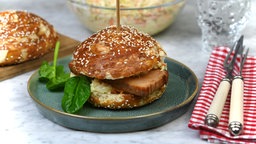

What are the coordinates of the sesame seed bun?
(69, 25, 168, 109)
(69, 25, 166, 80)
(0, 10, 58, 66)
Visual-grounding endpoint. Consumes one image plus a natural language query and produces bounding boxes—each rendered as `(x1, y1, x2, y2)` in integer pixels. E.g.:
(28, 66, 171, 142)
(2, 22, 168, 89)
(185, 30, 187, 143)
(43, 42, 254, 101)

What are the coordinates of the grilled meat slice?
(105, 69, 168, 97)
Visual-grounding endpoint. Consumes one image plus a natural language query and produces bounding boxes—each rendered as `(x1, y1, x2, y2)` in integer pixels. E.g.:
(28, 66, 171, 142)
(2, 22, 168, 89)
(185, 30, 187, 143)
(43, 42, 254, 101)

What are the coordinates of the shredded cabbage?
(85, 0, 175, 8)
(70, 0, 185, 35)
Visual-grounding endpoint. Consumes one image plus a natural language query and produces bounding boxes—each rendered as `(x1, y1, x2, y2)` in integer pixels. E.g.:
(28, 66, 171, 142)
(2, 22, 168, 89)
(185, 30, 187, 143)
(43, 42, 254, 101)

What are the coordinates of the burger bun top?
(69, 25, 167, 80)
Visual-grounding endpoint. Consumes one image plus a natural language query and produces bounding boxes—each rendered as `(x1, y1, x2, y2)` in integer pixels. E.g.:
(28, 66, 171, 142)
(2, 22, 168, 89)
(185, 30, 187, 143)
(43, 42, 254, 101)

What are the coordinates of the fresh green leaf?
(39, 61, 55, 82)
(46, 66, 70, 91)
(62, 76, 91, 114)
(52, 41, 60, 75)
(38, 41, 70, 91)
(38, 41, 92, 113)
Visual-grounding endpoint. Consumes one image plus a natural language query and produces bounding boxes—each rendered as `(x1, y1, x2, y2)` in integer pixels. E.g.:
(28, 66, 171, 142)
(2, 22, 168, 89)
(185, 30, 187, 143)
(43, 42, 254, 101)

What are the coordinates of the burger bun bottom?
(89, 79, 167, 109)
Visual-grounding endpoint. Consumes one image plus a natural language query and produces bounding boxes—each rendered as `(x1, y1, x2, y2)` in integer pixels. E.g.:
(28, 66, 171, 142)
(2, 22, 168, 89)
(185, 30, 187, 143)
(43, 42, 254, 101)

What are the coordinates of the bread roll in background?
(0, 10, 58, 66)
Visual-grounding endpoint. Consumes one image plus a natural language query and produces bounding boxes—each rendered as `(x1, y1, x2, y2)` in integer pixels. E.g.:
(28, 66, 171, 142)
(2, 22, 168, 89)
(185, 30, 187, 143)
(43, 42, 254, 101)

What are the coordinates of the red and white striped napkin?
(188, 47, 256, 143)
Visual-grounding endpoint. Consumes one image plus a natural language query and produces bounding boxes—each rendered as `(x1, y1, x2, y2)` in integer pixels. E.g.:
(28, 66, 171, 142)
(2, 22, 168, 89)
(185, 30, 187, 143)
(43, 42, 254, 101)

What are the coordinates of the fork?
(229, 46, 249, 136)
(205, 36, 244, 127)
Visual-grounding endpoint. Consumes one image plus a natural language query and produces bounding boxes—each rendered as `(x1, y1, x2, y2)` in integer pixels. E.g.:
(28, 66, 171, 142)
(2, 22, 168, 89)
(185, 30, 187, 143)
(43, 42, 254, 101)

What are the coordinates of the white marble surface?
(1, 0, 256, 144)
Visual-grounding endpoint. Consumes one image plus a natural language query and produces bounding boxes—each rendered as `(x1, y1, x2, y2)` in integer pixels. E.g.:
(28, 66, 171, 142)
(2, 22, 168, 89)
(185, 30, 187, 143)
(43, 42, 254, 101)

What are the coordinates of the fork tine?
(223, 41, 236, 66)
(224, 36, 244, 69)
(232, 36, 244, 63)
(240, 47, 249, 73)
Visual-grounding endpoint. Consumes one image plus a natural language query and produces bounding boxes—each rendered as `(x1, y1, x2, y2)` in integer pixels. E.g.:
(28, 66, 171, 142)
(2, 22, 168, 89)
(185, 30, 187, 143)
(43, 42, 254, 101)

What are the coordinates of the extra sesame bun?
(0, 10, 58, 66)
(69, 25, 168, 109)
(69, 25, 166, 80)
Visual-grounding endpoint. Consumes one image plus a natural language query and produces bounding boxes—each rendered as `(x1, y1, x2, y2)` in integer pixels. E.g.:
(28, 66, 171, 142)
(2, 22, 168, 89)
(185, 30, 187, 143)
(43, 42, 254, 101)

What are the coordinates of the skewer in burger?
(69, 25, 168, 109)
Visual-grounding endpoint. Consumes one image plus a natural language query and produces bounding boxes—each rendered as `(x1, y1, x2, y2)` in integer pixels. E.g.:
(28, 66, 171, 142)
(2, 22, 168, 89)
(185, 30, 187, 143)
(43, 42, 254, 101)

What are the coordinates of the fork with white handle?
(229, 46, 249, 136)
(204, 36, 244, 128)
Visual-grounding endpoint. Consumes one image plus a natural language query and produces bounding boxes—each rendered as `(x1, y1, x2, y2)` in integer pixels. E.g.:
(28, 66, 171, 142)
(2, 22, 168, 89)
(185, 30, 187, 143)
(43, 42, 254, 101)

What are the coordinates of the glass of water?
(196, 0, 251, 52)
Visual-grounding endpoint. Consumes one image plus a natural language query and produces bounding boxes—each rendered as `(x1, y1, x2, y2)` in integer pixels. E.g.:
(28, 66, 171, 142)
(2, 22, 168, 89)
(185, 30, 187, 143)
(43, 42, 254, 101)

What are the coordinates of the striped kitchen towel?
(188, 47, 256, 143)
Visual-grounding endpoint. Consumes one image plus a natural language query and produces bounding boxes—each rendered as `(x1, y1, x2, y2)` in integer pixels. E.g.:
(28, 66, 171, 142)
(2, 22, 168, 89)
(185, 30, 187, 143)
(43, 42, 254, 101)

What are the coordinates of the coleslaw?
(68, 0, 185, 35)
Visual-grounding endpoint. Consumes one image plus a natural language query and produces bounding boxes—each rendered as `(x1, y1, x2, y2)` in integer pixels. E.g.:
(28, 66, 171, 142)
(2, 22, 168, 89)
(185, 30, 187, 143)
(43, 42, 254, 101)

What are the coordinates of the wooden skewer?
(116, 0, 120, 32)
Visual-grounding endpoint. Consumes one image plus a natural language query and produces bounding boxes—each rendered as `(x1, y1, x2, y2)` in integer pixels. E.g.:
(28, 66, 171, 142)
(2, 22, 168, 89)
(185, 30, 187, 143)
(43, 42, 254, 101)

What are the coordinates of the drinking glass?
(196, 0, 251, 52)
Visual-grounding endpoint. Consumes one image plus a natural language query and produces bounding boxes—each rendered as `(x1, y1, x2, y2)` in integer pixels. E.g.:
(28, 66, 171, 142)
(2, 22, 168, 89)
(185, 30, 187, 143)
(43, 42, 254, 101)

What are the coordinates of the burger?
(69, 25, 168, 109)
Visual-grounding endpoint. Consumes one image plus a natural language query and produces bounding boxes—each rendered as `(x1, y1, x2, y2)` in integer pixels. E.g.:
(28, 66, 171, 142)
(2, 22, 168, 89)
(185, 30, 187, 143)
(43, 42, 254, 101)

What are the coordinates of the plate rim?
(27, 56, 199, 121)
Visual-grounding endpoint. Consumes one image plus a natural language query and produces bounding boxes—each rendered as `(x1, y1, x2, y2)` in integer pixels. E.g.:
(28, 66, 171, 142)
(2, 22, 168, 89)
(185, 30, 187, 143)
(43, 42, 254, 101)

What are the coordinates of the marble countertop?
(1, 0, 256, 144)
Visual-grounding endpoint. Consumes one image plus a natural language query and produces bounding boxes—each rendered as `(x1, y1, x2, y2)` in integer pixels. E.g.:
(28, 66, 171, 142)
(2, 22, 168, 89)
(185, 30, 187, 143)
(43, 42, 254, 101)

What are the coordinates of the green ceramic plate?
(27, 56, 198, 133)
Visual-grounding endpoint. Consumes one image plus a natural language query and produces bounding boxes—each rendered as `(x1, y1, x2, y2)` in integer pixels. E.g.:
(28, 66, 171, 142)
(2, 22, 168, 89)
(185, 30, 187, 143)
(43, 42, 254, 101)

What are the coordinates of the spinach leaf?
(39, 61, 55, 82)
(62, 76, 91, 114)
(38, 41, 70, 91)
(46, 66, 70, 90)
